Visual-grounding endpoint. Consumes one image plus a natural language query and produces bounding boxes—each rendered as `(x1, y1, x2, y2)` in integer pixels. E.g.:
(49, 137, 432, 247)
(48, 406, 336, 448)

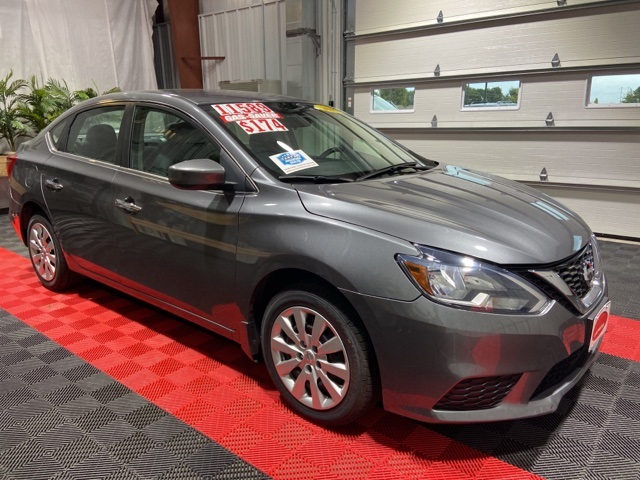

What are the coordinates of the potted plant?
(0, 70, 28, 210)
(0, 70, 28, 151)
(17, 75, 59, 135)
(19, 78, 122, 136)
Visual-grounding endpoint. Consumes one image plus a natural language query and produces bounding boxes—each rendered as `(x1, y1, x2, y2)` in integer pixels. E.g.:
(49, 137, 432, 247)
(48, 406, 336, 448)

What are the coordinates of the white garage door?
(347, 0, 640, 238)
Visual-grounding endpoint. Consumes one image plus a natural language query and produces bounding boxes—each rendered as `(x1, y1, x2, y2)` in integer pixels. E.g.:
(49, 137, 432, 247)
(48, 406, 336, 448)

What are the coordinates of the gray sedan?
(8, 90, 610, 425)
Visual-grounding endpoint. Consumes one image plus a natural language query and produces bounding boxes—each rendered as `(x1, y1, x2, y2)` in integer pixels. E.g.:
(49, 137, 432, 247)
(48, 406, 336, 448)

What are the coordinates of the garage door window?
(462, 80, 520, 110)
(371, 87, 415, 112)
(587, 73, 640, 107)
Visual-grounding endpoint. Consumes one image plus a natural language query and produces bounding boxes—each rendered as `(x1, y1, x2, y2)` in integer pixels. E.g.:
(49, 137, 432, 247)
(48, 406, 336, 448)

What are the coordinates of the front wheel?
(261, 287, 377, 426)
(27, 215, 80, 292)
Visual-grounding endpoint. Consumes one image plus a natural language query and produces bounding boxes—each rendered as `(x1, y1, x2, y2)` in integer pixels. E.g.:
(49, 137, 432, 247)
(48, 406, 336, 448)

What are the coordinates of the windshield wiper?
(356, 162, 431, 181)
(279, 174, 354, 184)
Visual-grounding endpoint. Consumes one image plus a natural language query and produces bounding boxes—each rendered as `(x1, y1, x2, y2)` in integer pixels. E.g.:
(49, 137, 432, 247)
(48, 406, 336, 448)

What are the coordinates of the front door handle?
(44, 178, 63, 191)
(115, 197, 143, 213)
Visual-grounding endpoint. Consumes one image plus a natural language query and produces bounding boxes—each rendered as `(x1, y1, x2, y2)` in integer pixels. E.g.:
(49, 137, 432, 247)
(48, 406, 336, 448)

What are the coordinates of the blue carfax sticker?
(269, 150, 318, 174)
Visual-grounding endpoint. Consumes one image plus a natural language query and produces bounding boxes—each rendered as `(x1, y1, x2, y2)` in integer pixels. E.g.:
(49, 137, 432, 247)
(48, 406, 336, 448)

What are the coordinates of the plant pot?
(0, 152, 8, 174)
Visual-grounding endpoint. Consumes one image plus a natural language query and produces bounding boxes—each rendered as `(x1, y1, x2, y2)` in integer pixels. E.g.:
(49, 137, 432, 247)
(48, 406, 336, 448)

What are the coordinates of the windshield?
(205, 102, 435, 181)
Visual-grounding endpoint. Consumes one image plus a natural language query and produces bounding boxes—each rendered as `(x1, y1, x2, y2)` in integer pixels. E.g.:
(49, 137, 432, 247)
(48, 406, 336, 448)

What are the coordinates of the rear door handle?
(44, 178, 63, 191)
(115, 197, 143, 213)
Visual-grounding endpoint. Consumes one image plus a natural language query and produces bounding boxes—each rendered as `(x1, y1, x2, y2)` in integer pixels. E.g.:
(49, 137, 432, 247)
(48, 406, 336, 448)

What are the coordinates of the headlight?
(397, 246, 550, 314)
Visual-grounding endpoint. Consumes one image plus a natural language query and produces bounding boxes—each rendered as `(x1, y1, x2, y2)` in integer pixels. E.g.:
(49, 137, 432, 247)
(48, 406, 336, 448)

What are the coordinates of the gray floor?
(598, 240, 640, 319)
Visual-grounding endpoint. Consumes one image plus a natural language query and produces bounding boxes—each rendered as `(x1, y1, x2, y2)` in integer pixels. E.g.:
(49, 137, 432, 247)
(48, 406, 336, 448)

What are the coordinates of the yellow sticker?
(314, 104, 342, 114)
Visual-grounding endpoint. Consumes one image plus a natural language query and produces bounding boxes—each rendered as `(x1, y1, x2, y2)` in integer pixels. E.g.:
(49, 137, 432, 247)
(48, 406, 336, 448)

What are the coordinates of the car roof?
(99, 89, 309, 106)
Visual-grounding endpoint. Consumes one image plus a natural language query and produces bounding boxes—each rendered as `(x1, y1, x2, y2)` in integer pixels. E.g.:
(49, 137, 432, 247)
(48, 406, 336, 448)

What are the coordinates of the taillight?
(6, 153, 18, 177)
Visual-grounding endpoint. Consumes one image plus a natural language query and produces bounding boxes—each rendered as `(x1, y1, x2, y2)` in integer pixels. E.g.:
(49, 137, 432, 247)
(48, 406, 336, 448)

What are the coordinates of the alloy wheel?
(29, 222, 57, 281)
(269, 306, 350, 410)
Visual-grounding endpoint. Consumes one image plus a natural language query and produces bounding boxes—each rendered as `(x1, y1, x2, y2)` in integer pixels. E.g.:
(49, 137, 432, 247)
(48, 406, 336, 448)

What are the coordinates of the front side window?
(64, 106, 126, 163)
(587, 73, 640, 107)
(130, 107, 221, 177)
(462, 80, 520, 110)
(207, 102, 432, 180)
(371, 87, 416, 112)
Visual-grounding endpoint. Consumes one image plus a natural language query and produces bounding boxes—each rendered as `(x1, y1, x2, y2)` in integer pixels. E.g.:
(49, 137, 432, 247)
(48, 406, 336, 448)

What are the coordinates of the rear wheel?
(27, 215, 80, 291)
(261, 287, 377, 426)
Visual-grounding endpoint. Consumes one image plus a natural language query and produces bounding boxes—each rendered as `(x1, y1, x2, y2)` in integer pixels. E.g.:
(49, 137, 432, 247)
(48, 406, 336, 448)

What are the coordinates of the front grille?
(520, 272, 579, 315)
(556, 243, 594, 298)
(434, 374, 521, 411)
(529, 346, 588, 400)
(516, 240, 597, 316)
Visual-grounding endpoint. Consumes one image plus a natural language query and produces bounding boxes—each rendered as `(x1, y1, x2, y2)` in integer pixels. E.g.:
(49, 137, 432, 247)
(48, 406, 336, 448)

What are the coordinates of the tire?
(27, 215, 80, 292)
(261, 286, 378, 426)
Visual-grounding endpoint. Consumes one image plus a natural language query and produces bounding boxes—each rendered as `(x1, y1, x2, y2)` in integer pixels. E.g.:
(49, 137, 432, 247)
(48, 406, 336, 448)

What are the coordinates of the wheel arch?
(249, 268, 379, 378)
(17, 200, 49, 245)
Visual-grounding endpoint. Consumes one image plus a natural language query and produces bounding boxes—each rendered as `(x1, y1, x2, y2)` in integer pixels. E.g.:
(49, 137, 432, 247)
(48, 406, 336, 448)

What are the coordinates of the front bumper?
(343, 287, 609, 423)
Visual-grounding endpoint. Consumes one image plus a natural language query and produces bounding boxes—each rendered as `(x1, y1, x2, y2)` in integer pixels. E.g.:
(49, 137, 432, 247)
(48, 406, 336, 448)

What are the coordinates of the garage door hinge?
(431, 115, 438, 127)
(551, 53, 561, 68)
(437, 11, 444, 23)
(545, 112, 555, 126)
(434, 64, 441, 76)
(540, 168, 548, 181)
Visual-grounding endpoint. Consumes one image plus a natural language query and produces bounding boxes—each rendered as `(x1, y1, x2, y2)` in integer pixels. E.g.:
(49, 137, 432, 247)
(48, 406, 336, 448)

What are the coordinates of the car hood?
(294, 165, 592, 265)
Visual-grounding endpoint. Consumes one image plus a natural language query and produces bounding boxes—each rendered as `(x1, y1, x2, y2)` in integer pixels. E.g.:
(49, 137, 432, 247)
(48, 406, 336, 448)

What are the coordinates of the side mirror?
(168, 159, 226, 190)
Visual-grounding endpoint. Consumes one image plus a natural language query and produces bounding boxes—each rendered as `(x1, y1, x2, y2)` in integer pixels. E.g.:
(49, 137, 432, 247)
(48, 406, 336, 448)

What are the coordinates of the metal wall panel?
(198, 1, 284, 90)
(152, 22, 179, 89)
(200, 0, 260, 13)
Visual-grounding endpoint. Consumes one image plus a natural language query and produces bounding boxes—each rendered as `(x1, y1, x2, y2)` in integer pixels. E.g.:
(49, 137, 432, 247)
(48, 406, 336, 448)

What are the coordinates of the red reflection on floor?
(4, 247, 636, 479)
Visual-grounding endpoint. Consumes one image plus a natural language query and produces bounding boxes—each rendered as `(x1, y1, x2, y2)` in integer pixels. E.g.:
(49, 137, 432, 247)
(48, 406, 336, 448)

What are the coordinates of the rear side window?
(48, 120, 69, 150)
(63, 106, 126, 164)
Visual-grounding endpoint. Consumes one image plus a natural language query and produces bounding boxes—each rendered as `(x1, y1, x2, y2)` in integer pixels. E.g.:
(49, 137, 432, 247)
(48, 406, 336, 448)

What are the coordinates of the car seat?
(82, 124, 118, 163)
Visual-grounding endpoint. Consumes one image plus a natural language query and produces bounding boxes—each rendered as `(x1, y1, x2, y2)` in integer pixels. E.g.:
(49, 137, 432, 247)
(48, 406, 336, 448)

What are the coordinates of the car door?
(40, 104, 125, 278)
(111, 104, 246, 331)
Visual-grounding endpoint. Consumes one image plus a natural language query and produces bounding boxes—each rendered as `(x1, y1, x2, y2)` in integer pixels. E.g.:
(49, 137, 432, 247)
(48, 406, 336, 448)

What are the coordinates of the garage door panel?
(531, 185, 640, 238)
(355, 0, 610, 35)
(354, 75, 640, 128)
(354, 6, 640, 81)
(392, 130, 640, 187)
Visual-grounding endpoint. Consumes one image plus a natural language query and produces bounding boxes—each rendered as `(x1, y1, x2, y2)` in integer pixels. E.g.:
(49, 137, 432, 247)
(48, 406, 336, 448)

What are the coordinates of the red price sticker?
(236, 118, 289, 135)
(213, 103, 282, 123)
